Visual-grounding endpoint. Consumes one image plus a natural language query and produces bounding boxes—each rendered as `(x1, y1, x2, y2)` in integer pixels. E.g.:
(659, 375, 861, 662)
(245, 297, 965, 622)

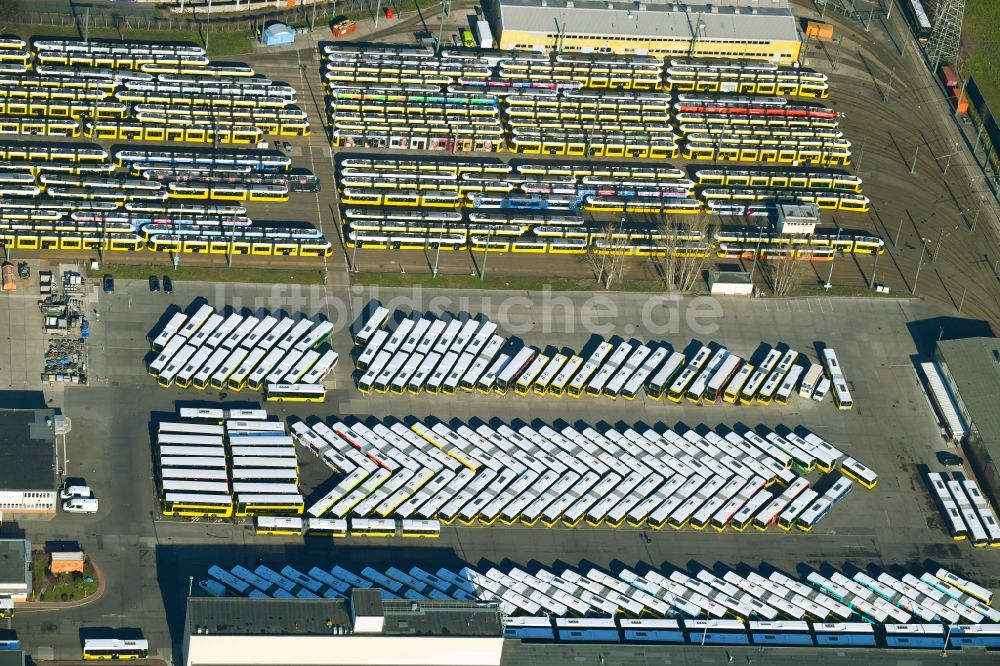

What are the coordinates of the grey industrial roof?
(382, 599, 503, 637)
(0, 540, 28, 587)
(497, 0, 800, 42)
(350, 588, 383, 618)
(187, 596, 503, 637)
(937, 337, 1000, 456)
(188, 598, 353, 636)
(0, 409, 56, 491)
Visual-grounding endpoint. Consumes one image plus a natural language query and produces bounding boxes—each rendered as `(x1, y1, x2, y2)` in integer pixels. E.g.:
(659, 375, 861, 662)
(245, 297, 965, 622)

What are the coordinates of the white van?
(812, 376, 831, 402)
(60, 485, 92, 500)
(63, 498, 99, 514)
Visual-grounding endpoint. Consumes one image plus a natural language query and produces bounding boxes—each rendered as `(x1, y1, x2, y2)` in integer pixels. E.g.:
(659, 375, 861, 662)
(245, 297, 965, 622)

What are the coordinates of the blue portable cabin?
(948, 624, 1000, 648)
(619, 618, 684, 644)
(812, 622, 876, 647)
(504, 616, 555, 641)
(683, 619, 750, 645)
(556, 617, 620, 643)
(262, 23, 296, 47)
(748, 620, 814, 646)
(883, 623, 945, 649)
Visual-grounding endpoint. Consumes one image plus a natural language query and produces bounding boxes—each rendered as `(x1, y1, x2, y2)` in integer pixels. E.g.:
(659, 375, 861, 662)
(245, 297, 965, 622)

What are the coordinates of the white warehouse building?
(183, 591, 504, 666)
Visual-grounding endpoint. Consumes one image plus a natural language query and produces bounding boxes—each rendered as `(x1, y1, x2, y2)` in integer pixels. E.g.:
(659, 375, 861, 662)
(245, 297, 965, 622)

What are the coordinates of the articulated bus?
(82, 638, 149, 660)
(162, 492, 233, 518)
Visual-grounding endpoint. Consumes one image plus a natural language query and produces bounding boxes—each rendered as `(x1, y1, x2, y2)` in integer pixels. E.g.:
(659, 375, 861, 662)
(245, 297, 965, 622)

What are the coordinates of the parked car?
(149, 275, 160, 292)
(60, 484, 92, 501)
(937, 451, 963, 467)
(102, 274, 114, 294)
(63, 497, 99, 514)
(162, 275, 173, 294)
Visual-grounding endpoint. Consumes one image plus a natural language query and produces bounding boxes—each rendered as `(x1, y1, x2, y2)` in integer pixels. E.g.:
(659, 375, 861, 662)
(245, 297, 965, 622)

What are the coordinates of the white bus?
(585, 341, 633, 397)
(645, 350, 685, 400)
(354, 306, 390, 346)
(391, 353, 424, 394)
(465, 321, 498, 357)
(723, 363, 753, 404)
(514, 352, 551, 395)
(149, 335, 186, 377)
(240, 315, 277, 351)
(408, 352, 442, 393)
(176, 303, 214, 339)
(432, 318, 463, 355)
(160, 465, 229, 481)
(355, 329, 388, 371)
(821, 347, 852, 410)
(548, 354, 583, 397)
(157, 344, 197, 388)
(188, 313, 223, 349)
(460, 345, 498, 392)
(686, 347, 728, 403)
(425, 351, 459, 394)
(567, 341, 613, 398)
(211, 348, 249, 390)
(222, 316, 259, 351)
(205, 313, 243, 349)
(227, 347, 266, 390)
(152, 311, 187, 350)
(266, 348, 305, 386)
(603, 345, 653, 398)
(284, 349, 321, 383)
(300, 349, 338, 385)
(295, 320, 334, 352)
(174, 346, 212, 388)
(775, 365, 804, 405)
(190, 346, 229, 390)
(476, 352, 510, 393)
(442, 352, 475, 395)
(619, 347, 665, 400)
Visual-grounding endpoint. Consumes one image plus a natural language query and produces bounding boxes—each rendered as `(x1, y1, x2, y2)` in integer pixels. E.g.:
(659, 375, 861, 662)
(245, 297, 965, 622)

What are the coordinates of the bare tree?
(653, 213, 710, 292)
(764, 251, 804, 296)
(582, 217, 626, 289)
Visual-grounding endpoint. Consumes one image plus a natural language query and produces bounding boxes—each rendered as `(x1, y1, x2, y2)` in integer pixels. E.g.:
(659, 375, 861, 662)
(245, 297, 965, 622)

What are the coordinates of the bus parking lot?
(5, 1, 1000, 662)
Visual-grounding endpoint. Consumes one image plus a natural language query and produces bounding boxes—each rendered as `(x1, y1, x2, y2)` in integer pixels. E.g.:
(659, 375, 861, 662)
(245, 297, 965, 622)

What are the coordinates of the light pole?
(912, 239, 927, 295)
(436, 0, 452, 54)
(824, 228, 840, 290)
(958, 286, 968, 314)
(972, 196, 986, 232)
(869, 247, 879, 289)
(941, 624, 953, 656)
(894, 217, 903, 247)
(909, 145, 920, 174)
(480, 228, 492, 281)
(432, 236, 442, 278)
(205, 0, 213, 53)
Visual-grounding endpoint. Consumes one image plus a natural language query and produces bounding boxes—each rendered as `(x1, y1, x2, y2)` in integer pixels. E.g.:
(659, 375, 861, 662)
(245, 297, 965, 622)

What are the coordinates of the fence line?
(17, 1, 378, 32)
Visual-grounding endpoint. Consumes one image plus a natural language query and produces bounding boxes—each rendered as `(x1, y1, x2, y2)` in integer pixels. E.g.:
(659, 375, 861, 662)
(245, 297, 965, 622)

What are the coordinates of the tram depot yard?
(2, 3, 1000, 663)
